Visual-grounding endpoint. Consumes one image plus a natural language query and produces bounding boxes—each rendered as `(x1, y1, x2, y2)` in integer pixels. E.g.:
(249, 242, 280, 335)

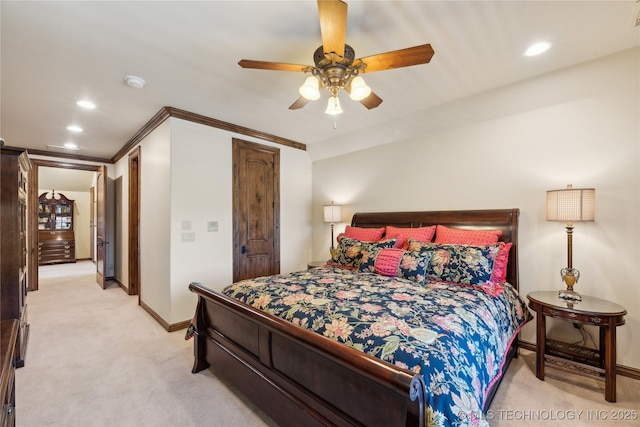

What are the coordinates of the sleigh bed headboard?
(351, 208, 520, 291)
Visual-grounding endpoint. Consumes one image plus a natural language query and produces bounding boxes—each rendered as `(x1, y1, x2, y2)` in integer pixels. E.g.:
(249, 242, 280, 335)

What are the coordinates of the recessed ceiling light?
(124, 75, 146, 89)
(525, 42, 551, 57)
(67, 125, 83, 133)
(77, 100, 96, 109)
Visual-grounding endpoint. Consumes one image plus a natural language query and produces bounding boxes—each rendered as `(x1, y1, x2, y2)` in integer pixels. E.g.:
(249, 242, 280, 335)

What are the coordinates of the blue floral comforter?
(223, 267, 532, 426)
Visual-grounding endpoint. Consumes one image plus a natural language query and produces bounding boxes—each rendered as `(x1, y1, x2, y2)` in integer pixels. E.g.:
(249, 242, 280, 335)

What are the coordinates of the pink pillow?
(385, 225, 436, 249)
(492, 242, 512, 283)
(343, 225, 385, 242)
(374, 248, 406, 277)
(434, 225, 502, 245)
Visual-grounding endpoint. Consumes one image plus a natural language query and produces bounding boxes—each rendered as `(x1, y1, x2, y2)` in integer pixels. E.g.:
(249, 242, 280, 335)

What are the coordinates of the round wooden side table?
(527, 291, 626, 402)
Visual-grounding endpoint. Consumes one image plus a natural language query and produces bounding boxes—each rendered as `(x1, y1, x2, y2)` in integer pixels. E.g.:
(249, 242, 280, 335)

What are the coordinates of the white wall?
(167, 118, 312, 324)
(168, 120, 234, 323)
(311, 48, 640, 370)
(138, 121, 172, 321)
(113, 117, 313, 326)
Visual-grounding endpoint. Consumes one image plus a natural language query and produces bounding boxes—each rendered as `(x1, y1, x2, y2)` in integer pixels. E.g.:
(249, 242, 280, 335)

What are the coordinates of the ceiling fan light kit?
(238, 0, 434, 117)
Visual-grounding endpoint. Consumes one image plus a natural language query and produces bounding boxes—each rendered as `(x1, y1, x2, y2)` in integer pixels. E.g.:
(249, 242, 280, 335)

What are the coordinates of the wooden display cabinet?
(0, 147, 31, 368)
(38, 191, 76, 265)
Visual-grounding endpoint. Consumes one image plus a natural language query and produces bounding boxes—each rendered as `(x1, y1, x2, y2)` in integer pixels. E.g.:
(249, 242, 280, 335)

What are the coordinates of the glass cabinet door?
(38, 192, 74, 231)
(38, 203, 52, 230)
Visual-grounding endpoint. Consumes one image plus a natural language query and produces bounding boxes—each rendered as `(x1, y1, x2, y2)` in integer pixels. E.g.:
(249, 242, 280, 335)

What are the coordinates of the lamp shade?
(546, 186, 595, 222)
(349, 76, 371, 101)
(325, 95, 343, 115)
(299, 76, 320, 100)
(323, 204, 342, 223)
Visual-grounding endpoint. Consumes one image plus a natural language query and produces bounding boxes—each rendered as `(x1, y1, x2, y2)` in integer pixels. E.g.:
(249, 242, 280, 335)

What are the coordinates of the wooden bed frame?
(190, 208, 520, 427)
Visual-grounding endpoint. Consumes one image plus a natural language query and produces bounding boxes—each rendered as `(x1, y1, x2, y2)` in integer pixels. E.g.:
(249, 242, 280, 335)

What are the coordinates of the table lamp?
(323, 202, 342, 257)
(546, 184, 595, 301)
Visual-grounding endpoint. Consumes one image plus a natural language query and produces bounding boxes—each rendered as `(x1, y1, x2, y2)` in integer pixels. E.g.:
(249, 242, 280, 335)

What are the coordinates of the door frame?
(90, 186, 95, 262)
(95, 165, 108, 289)
(128, 147, 141, 297)
(28, 159, 106, 291)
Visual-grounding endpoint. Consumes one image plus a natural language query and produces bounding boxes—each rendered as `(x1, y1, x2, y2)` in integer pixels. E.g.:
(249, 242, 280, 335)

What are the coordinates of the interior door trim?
(29, 159, 104, 292)
(128, 147, 141, 297)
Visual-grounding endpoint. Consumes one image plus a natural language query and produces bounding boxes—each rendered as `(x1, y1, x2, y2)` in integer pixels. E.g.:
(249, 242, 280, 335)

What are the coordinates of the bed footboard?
(190, 282, 427, 427)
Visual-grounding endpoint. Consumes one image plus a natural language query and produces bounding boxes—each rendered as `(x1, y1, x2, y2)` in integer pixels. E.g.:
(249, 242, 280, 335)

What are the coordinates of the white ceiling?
(1, 1, 638, 162)
(38, 167, 95, 193)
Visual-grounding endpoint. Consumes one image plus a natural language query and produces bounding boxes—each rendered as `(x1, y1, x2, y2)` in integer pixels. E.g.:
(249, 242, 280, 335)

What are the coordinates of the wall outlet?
(181, 220, 192, 231)
(181, 232, 195, 242)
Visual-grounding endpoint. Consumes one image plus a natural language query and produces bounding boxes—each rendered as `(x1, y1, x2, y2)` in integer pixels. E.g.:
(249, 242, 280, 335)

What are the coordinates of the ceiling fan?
(238, 0, 435, 115)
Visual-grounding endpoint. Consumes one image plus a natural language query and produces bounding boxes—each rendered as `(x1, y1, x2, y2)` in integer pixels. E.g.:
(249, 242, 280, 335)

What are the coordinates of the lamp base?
(559, 267, 581, 300)
(558, 289, 582, 301)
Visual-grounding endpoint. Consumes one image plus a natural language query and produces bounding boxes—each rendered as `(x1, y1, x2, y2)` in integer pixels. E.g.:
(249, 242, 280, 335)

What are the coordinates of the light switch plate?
(207, 221, 218, 232)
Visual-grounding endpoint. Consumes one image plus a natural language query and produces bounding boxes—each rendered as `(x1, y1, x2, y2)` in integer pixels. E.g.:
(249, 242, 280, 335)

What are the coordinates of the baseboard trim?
(519, 340, 640, 381)
(114, 278, 128, 293)
(139, 300, 190, 332)
(169, 319, 191, 332)
(617, 365, 640, 381)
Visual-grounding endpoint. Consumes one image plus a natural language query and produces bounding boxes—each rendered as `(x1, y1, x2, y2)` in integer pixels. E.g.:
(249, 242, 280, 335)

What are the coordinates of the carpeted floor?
(16, 261, 275, 427)
(15, 261, 640, 426)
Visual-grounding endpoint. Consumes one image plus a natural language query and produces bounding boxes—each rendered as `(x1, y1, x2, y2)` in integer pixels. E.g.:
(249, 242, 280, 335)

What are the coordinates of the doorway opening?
(29, 159, 107, 291)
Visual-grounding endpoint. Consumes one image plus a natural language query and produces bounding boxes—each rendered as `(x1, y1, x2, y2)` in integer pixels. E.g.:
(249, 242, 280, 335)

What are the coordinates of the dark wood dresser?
(0, 147, 30, 368)
(1, 319, 19, 427)
(38, 231, 76, 265)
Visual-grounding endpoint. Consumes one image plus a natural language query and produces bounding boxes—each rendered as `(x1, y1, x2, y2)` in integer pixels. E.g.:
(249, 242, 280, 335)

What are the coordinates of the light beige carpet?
(16, 261, 275, 427)
(16, 262, 640, 426)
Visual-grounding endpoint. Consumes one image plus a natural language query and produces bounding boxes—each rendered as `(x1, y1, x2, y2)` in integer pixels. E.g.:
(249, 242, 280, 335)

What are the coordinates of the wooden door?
(232, 138, 280, 282)
(27, 157, 38, 292)
(96, 165, 107, 288)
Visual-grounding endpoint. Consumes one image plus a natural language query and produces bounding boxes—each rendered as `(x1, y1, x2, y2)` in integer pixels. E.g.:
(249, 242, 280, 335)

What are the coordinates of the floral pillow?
(358, 248, 432, 284)
(407, 240, 504, 296)
(330, 236, 397, 269)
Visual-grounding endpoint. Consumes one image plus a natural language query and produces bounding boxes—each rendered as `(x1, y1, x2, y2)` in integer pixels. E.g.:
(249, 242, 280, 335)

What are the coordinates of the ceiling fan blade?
(317, 0, 347, 60)
(357, 44, 435, 73)
(289, 97, 311, 110)
(358, 91, 383, 110)
(238, 59, 309, 72)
